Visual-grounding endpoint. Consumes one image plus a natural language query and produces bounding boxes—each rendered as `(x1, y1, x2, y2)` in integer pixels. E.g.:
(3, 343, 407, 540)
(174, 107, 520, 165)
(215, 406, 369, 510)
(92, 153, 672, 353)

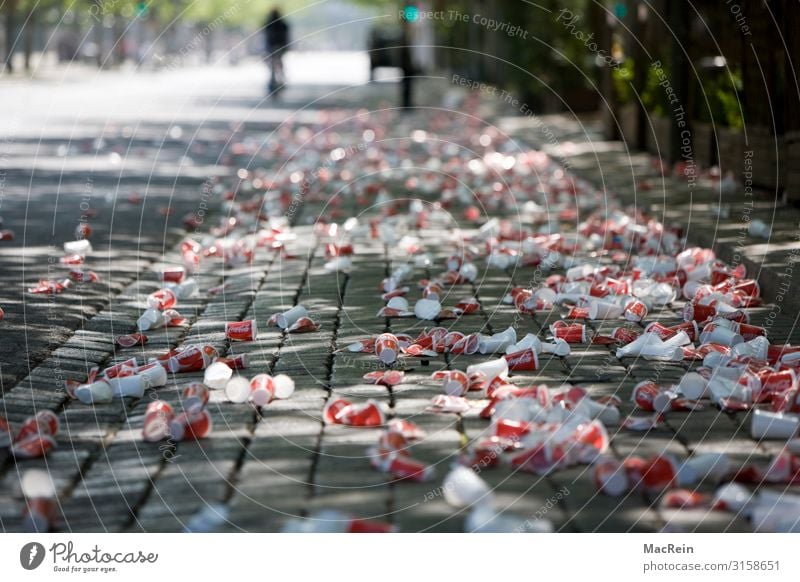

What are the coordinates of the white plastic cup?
(676, 452, 730, 486)
(75, 381, 113, 404)
(204, 361, 233, 390)
(700, 324, 744, 347)
(225, 376, 252, 403)
(588, 301, 623, 320)
(273, 374, 295, 399)
(751, 409, 800, 440)
(506, 333, 541, 355)
(466, 358, 509, 383)
(414, 298, 442, 320)
(713, 482, 753, 513)
(108, 374, 146, 399)
(276, 305, 308, 330)
(708, 376, 752, 404)
(479, 327, 516, 354)
(442, 465, 493, 508)
(678, 372, 709, 400)
(386, 296, 409, 311)
(541, 338, 570, 357)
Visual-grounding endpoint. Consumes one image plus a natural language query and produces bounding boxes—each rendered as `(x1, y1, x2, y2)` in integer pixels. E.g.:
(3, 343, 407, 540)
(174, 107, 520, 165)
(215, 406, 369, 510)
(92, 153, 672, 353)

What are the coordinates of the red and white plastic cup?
(143, 400, 174, 442)
(750, 409, 800, 440)
(169, 409, 212, 441)
(504, 347, 539, 371)
(249, 374, 275, 406)
(147, 289, 177, 310)
(183, 382, 210, 412)
(225, 319, 258, 342)
(552, 323, 586, 343)
(623, 300, 648, 322)
(168, 344, 217, 373)
(435, 370, 469, 396)
(593, 458, 630, 496)
(375, 333, 400, 365)
(224, 376, 252, 404)
(276, 305, 308, 330)
(17, 410, 59, 440)
(160, 266, 186, 283)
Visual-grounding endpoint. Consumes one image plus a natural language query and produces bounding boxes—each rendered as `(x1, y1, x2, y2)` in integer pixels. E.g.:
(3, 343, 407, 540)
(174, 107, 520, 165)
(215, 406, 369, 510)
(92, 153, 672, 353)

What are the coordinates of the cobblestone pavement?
(1, 64, 799, 533)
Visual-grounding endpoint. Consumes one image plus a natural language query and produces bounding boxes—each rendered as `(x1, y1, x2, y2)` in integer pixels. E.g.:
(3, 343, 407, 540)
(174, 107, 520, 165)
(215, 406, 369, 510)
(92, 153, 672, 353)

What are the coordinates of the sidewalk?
(0, 66, 798, 533)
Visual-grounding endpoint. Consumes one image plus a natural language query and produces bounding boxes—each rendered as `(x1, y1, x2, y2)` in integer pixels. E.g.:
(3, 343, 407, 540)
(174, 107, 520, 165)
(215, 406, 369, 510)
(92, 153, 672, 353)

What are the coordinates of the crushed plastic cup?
(442, 465, 493, 508)
(713, 482, 753, 512)
(700, 323, 744, 346)
(632, 380, 673, 413)
(225, 319, 258, 341)
(276, 305, 308, 329)
(479, 326, 517, 354)
(75, 380, 113, 404)
(167, 344, 217, 373)
(108, 364, 166, 399)
(386, 296, 409, 312)
(541, 338, 570, 357)
(676, 452, 730, 486)
(750, 409, 800, 440)
(375, 333, 399, 365)
(63, 239, 92, 256)
(147, 289, 177, 310)
(160, 266, 186, 283)
(588, 301, 623, 320)
(623, 299, 648, 322)
(678, 372, 709, 400)
(204, 361, 233, 390)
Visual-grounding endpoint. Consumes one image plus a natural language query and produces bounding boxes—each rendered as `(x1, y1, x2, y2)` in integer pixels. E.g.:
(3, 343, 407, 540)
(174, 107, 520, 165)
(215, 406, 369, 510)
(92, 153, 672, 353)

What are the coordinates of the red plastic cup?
(169, 409, 212, 441)
(182, 383, 209, 412)
(168, 345, 217, 373)
(17, 410, 59, 440)
(147, 289, 177, 310)
(250, 374, 276, 407)
(504, 347, 539, 371)
(552, 323, 586, 343)
(160, 267, 186, 283)
(623, 300, 648, 322)
(375, 333, 399, 365)
(641, 455, 678, 491)
(143, 400, 174, 442)
(225, 319, 258, 342)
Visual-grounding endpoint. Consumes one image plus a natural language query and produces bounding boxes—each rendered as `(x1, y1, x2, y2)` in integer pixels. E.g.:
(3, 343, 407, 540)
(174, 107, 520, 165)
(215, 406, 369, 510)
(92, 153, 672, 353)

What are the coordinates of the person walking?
(264, 8, 290, 94)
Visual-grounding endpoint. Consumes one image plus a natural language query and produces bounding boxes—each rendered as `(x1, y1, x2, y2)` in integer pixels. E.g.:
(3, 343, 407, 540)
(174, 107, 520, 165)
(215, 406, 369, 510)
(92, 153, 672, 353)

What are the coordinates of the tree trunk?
(23, 9, 34, 72)
(3, 0, 18, 73)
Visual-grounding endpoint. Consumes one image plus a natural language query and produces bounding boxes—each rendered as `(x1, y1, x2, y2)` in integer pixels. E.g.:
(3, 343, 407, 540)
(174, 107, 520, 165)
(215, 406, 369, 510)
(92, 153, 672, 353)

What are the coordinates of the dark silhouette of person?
(399, 19, 414, 109)
(264, 8, 290, 93)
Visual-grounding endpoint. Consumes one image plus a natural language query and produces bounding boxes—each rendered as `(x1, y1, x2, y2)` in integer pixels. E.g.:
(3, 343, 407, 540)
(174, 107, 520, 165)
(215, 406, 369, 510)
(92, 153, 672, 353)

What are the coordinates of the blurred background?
(0, 0, 798, 192)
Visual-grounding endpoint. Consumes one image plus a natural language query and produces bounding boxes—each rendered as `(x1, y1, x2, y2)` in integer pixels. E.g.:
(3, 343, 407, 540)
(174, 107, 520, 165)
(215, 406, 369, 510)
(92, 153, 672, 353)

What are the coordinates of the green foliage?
(695, 68, 744, 129)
